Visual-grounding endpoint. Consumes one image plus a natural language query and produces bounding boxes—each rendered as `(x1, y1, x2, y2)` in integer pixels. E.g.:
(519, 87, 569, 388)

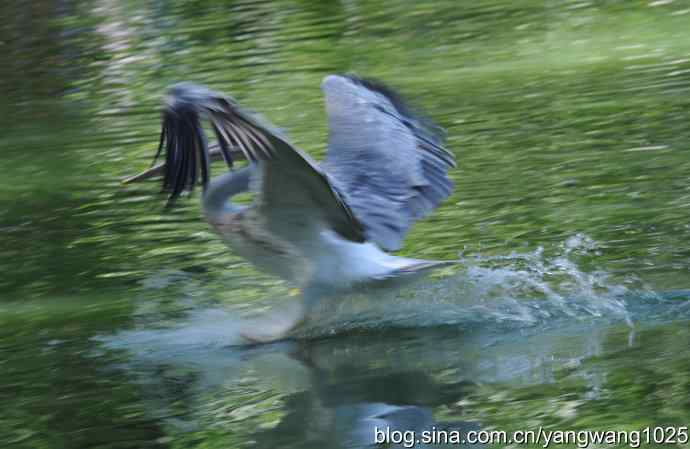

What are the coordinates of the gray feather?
(320, 75, 456, 251)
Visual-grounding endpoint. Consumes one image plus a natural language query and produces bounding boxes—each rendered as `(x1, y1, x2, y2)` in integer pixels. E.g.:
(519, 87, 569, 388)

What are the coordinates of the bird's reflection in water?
(253, 343, 482, 448)
(102, 319, 628, 448)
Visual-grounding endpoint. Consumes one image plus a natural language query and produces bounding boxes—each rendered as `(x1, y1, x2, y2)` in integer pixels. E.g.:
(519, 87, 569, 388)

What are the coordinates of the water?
(2, 0, 690, 448)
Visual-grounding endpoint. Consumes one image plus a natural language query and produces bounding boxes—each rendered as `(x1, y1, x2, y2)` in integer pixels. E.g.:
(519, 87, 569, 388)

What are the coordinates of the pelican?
(125, 75, 457, 343)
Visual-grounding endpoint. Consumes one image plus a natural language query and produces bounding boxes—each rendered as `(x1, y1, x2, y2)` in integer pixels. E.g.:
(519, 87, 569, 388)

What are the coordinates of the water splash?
(299, 234, 637, 337)
(101, 234, 690, 347)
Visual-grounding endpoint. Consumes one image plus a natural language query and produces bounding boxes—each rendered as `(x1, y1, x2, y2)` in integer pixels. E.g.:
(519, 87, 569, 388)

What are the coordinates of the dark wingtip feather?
(156, 102, 210, 203)
(155, 84, 240, 204)
(342, 74, 413, 116)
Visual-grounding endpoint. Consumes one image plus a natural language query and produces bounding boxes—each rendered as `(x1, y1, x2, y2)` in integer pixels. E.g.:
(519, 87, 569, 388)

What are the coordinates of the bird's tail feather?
(374, 259, 458, 281)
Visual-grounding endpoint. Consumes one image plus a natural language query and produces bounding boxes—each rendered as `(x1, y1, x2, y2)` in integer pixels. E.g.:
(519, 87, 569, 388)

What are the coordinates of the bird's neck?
(202, 165, 253, 218)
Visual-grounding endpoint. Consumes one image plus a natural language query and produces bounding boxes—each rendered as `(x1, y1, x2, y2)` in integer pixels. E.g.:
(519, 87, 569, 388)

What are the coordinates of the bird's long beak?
(121, 143, 245, 184)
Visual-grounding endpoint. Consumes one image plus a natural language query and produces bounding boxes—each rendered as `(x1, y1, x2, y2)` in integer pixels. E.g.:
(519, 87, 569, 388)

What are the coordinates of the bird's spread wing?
(320, 75, 456, 251)
(194, 84, 365, 245)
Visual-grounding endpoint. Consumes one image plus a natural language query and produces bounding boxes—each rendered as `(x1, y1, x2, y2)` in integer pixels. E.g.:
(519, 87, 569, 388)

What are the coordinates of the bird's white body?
(310, 229, 425, 287)
(208, 208, 437, 291)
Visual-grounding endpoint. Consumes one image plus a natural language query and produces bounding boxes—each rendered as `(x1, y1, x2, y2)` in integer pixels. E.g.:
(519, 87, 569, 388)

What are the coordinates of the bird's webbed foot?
(239, 298, 307, 344)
